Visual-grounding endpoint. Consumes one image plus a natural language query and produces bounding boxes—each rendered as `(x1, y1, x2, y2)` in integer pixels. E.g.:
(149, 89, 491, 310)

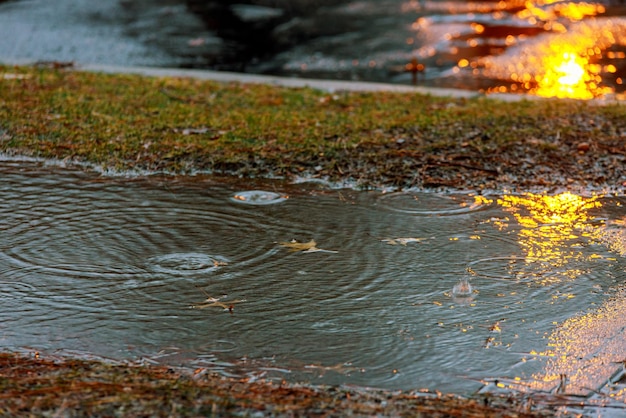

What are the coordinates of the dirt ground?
(0, 352, 567, 417)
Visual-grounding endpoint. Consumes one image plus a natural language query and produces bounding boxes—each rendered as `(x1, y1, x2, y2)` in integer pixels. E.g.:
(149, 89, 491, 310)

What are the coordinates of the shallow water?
(0, 0, 624, 98)
(1, 161, 625, 398)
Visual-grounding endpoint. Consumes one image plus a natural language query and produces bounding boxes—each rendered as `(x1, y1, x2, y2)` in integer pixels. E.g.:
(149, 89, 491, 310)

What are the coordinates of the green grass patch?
(1, 64, 624, 189)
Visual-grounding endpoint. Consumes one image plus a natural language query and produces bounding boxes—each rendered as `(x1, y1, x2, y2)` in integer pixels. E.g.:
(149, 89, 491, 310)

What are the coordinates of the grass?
(1, 63, 625, 191)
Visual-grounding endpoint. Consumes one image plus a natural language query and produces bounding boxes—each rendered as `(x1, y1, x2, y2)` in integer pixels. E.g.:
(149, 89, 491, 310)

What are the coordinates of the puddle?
(1, 0, 624, 99)
(0, 161, 625, 403)
(187, 0, 626, 99)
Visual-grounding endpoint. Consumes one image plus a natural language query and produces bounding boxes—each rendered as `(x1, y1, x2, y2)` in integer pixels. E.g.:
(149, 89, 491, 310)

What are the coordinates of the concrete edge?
(69, 64, 626, 104)
(79, 63, 486, 98)
(3, 59, 623, 104)
(0, 57, 486, 99)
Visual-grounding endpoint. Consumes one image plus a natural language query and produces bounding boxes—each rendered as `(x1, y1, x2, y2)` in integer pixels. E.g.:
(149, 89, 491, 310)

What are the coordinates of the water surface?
(0, 161, 625, 402)
(1, 0, 624, 98)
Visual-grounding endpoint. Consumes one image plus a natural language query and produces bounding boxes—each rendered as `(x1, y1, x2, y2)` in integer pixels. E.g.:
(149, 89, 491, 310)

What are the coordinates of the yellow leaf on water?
(278, 239, 338, 253)
(191, 290, 245, 312)
(193, 299, 246, 310)
(278, 239, 318, 252)
(381, 237, 424, 246)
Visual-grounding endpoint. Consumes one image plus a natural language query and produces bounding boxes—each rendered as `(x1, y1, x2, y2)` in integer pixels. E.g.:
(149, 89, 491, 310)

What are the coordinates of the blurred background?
(1, 0, 625, 98)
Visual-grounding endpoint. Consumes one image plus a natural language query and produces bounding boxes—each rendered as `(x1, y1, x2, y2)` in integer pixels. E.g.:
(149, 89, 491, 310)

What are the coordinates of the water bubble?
(452, 276, 473, 297)
(230, 190, 288, 205)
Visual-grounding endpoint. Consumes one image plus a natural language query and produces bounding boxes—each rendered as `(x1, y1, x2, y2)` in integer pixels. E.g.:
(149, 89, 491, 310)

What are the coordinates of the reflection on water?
(0, 161, 625, 402)
(517, 0, 606, 23)
(596, 216, 626, 256)
(529, 287, 626, 395)
(264, 0, 626, 99)
(479, 17, 626, 99)
(0, 0, 623, 98)
(442, 0, 626, 99)
(497, 192, 602, 283)
(535, 50, 604, 99)
(488, 284, 626, 412)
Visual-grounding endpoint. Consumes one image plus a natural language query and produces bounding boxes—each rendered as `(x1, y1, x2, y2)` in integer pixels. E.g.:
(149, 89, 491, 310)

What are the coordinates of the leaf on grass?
(278, 239, 337, 253)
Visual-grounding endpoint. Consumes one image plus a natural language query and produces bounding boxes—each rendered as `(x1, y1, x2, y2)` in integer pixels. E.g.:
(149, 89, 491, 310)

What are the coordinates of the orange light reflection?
(527, 285, 626, 395)
(533, 50, 612, 99)
(497, 192, 602, 283)
(476, 0, 625, 99)
(518, 0, 605, 23)
(490, 194, 626, 397)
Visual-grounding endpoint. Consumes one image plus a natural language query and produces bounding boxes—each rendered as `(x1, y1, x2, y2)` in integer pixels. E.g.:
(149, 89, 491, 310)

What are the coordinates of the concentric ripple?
(0, 174, 287, 281)
(230, 190, 288, 205)
(377, 192, 493, 216)
(0, 161, 624, 397)
(147, 253, 230, 276)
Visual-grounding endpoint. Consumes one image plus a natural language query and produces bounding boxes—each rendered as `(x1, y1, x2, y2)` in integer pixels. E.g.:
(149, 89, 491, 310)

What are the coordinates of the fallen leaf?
(303, 247, 337, 253)
(191, 291, 245, 311)
(91, 111, 114, 121)
(278, 239, 338, 253)
(193, 300, 246, 311)
(381, 237, 425, 246)
(278, 239, 318, 252)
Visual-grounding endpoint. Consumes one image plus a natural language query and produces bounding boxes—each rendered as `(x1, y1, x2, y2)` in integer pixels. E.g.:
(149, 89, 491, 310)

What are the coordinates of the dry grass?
(0, 352, 554, 417)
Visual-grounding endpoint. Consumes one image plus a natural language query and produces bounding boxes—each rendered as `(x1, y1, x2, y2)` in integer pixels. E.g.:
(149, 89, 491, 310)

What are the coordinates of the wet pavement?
(0, 0, 193, 67)
(1, 0, 625, 98)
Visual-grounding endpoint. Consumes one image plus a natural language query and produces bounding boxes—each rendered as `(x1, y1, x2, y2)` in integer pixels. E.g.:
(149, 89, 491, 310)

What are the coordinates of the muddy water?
(1, 161, 625, 397)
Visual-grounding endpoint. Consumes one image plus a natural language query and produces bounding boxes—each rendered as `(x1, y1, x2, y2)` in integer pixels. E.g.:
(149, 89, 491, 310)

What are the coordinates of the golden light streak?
(556, 2, 605, 21)
(498, 192, 600, 229)
(527, 286, 626, 395)
(497, 193, 602, 282)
